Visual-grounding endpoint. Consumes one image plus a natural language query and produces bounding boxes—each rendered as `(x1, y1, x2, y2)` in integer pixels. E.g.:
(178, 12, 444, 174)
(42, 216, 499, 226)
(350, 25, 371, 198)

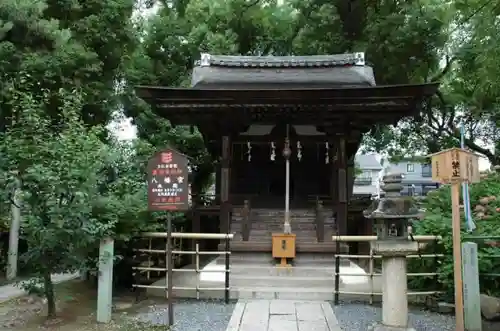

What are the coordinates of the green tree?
(362, 0, 500, 165)
(0, 85, 163, 317)
(0, 86, 117, 317)
(0, 0, 136, 131)
(0, 0, 144, 292)
(124, 0, 451, 193)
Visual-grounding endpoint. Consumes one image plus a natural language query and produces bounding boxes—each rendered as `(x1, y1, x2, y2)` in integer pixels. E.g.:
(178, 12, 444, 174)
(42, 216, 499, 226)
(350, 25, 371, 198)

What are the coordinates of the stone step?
(247, 237, 319, 243)
(249, 229, 317, 236)
(232, 217, 329, 223)
(233, 211, 336, 218)
(223, 256, 347, 267)
(251, 214, 317, 218)
(229, 266, 338, 277)
(231, 232, 321, 238)
(234, 286, 335, 300)
(230, 274, 335, 288)
(231, 219, 336, 225)
(218, 241, 347, 253)
(147, 287, 335, 301)
(248, 222, 318, 228)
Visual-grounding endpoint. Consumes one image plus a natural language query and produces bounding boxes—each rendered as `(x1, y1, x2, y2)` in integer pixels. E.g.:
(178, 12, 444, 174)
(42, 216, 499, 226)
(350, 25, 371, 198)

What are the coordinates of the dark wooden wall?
(229, 141, 330, 207)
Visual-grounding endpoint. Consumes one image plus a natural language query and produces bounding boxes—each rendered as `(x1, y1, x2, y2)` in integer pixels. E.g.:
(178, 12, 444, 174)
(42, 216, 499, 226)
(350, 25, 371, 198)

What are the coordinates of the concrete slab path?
(0, 273, 79, 304)
(225, 300, 343, 331)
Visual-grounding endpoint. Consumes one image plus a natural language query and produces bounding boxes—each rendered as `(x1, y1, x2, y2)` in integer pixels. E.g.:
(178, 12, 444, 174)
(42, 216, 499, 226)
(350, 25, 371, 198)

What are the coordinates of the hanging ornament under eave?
(325, 142, 330, 164)
(246, 141, 252, 162)
(296, 141, 302, 161)
(270, 142, 276, 161)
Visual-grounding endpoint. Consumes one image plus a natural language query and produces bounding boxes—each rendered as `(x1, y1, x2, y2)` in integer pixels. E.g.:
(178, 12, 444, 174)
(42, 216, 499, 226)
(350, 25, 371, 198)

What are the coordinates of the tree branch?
(429, 55, 456, 82)
(447, 127, 496, 163)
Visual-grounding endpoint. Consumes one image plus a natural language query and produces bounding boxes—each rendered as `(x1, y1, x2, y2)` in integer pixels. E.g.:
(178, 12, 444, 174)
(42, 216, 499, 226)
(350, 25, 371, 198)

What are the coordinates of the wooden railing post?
(242, 199, 251, 241)
(315, 199, 325, 242)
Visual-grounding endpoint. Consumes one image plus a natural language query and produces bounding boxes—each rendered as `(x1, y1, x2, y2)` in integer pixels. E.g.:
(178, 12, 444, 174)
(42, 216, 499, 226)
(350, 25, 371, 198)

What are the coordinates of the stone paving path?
(225, 300, 343, 331)
(0, 273, 79, 303)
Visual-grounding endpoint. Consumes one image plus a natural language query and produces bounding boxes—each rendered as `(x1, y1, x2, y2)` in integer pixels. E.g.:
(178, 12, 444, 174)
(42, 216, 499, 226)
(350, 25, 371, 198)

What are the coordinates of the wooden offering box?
(272, 233, 296, 267)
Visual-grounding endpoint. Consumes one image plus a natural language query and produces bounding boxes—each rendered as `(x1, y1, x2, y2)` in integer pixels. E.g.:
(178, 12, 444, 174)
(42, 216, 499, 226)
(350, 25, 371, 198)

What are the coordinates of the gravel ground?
(331, 301, 500, 331)
(332, 302, 456, 331)
(133, 299, 236, 331)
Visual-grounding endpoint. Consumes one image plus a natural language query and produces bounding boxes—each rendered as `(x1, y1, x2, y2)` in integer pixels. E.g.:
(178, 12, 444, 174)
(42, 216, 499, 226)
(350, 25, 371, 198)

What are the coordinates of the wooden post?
(337, 136, 347, 235)
(97, 238, 114, 323)
(192, 210, 201, 264)
(166, 217, 174, 326)
(220, 136, 231, 235)
(428, 147, 481, 331)
(451, 182, 465, 331)
(330, 139, 339, 227)
(347, 158, 355, 199)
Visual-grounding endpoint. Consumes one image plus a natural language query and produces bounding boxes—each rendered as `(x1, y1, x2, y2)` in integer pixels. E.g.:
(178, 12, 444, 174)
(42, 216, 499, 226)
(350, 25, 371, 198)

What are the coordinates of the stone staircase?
(226, 208, 342, 252)
(227, 256, 352, 300)
(141, 207, 356, 301)
(146, 207, 361, 301)
(232, 208, 336, 240)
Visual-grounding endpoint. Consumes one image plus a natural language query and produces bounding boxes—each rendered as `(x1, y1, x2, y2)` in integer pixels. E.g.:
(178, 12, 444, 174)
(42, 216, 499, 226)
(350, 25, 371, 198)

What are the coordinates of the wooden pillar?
(220, 136, 231, 234)
(330, 138, 339, 231)
(347, 158, 355, 199)
(336, 136, 348, 236)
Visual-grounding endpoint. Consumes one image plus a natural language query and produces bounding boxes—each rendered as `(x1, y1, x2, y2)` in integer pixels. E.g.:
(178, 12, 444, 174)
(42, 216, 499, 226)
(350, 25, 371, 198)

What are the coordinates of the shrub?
(408, 170, 500, 301)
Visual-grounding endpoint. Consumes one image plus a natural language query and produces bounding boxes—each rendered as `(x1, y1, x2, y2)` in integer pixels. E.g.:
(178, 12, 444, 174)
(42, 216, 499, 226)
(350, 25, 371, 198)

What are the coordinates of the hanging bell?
(282, 138, 292, 159)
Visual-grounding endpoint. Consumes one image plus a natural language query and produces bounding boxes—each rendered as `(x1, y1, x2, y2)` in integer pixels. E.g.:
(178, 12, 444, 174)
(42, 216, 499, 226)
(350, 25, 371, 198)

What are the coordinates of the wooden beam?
(136, 83, 439, 101)
(155, 104, 419, 113)
(160, 109, 417, 126)
(229, 135, 364, 144)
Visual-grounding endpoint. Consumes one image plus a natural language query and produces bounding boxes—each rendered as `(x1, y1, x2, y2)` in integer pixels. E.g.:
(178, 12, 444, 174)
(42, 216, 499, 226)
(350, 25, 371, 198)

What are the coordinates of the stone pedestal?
(370, 240, 419, 331)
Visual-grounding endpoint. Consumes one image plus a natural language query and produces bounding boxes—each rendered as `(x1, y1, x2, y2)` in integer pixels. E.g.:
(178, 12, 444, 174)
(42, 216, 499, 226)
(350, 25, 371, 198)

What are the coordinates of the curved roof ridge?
(195, 52, 366, 68)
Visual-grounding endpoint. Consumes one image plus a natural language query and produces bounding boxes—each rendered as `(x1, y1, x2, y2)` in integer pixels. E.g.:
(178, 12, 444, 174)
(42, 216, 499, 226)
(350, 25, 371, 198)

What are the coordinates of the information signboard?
(147, 149, 189, 211)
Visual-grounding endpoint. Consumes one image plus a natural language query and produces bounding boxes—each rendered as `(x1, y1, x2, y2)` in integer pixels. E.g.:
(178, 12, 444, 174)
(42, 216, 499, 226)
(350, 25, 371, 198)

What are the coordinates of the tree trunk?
(42, 271, 56, 318)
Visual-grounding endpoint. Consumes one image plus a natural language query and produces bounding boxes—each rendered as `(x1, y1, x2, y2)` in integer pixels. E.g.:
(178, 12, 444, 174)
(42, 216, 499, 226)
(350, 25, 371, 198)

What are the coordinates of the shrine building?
(136, 53, 438, 255)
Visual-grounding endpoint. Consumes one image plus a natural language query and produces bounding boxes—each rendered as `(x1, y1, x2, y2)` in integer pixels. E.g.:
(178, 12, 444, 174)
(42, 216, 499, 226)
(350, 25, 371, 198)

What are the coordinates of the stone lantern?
(364, 173, 422, 331)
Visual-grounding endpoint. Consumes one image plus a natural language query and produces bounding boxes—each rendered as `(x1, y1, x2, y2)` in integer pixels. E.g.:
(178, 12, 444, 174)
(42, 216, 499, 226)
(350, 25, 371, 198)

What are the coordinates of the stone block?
(298, 320, 329, 331)
(436, 302, 454, 314)
(268, 318, 298, 331)
(296, 302, 325, 321)
(368, 323, 416, 331)
(372, 241, 419, 256)
(270, 300, 296, 315)
(480, 294, 500, 321)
